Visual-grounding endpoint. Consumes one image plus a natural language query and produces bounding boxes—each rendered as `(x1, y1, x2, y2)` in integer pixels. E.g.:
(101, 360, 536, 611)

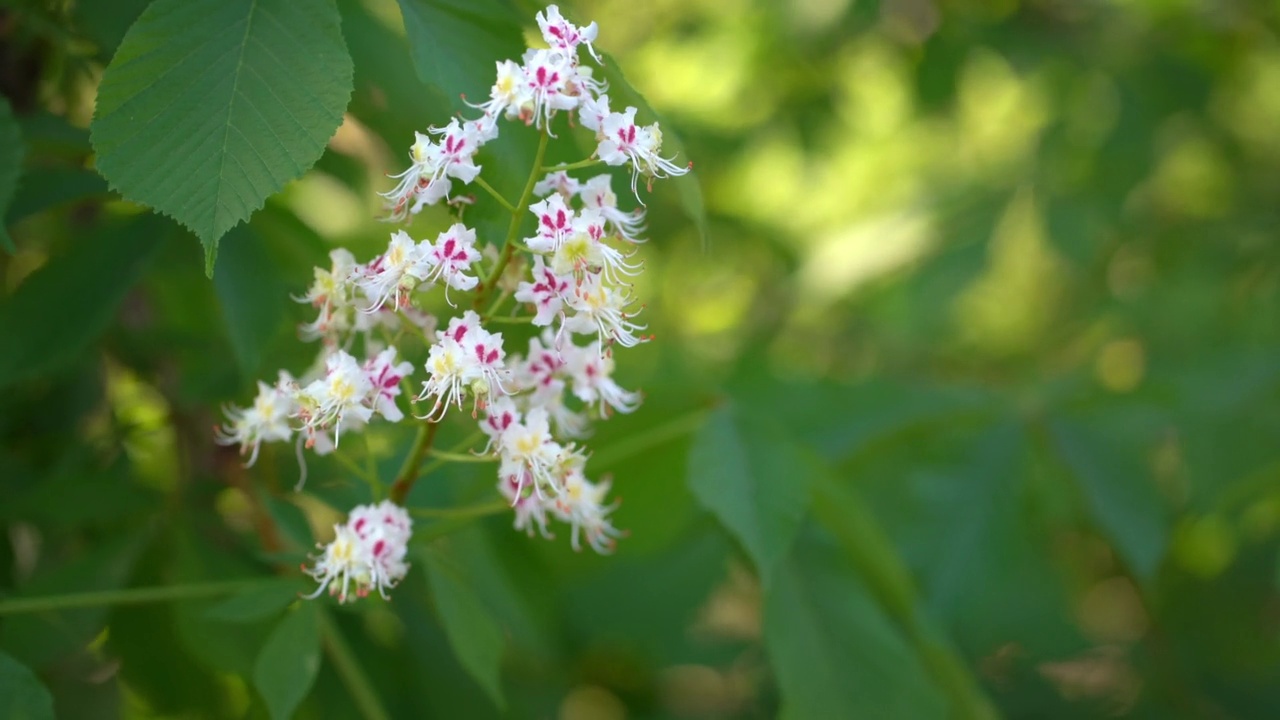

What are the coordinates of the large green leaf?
(395, 0, 525, 115)
(1047, 417, 1170, 582)
(765, 527, 948, 720)
(0, 96, 23, 252)
(90, 0, 353, 274)
(854, 421, 1080, 659)
(213, 224, 287, 378)
(253, 602, 322, 720)
(0, 652, 54, 720)
(0, 214, 165, 388)
(687, 403, 812, 584)
(422, 545, 507, 710)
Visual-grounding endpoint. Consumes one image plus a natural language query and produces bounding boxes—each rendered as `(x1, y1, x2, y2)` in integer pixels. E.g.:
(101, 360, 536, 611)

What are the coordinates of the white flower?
(363, 347, 414, 422)
(514, 256, 571, 326)
(417, 312, 509, 418)
(579, 93, 611, 135)
(498, 472, 555, 539)
(296, 350, 375, 448)
(303, 524, 366, 603)
(468, 59, 530, 125)
(563, 273, 650, 349)
(527, 378, 589, 439)
(563, 341, 641, 414)
(580, 174, 646, 242)
(419, 223, 482, 299)
(597, 108, 690, 199)
(297, 250, 361, 343)
(554, 472, 622, 554)
(304, 501, 412, 603)
(417, 336, 471, 421)
(480, 396, 521, 453)
(533, 170, 581, 200)
(357, 231, 430, 311)
(380, 132, 444, 222)
(522, 48, 577, 132)
(536, 5, 602, 64)
(426, 118, 485, 184)
(498, 407, 563, 498)
(526, 194, 576, 252)
(216, 372, 297, 465)
(552, 210, 641, 284)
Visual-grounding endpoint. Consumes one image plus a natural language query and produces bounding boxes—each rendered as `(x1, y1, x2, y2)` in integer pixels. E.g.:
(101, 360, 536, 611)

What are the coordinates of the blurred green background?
(2, 0, 1280, 717)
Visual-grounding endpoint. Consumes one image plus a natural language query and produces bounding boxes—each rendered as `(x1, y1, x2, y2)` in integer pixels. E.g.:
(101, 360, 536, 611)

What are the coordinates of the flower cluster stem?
(388, 420, 440, 505)
(473, 130, 550, 313)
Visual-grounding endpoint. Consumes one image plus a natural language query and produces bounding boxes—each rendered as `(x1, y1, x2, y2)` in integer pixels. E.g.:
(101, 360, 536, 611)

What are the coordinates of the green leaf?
(0, 214, 164, 389)
(213, 224, 287, 378)
(422, 545, 507, 710)
(0, 652, 54, 720)
(90, 0, 354, 274)
(0, 529, 151, 669)
(0, 96, 24, 252)
(253, 602, 322, 720)
(687, 403, 812, 584)
(597, 54, 707, 245)
(1048, 418, 1170, 582)
(5, 167, 109, 227)
(205, 579, 306, 623)
(395, 0, 525, 115)
(855, 421, 1079, 657)
(765, 527, 947, 720)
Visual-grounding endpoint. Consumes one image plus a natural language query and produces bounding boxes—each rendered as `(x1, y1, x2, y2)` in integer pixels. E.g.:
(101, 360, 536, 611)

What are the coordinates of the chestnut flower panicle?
(218, 5, 688, 606)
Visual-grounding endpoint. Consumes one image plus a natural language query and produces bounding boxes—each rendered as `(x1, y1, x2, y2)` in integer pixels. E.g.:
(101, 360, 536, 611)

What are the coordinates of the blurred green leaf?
(107, 589, 227, 714)
(0, 96, 24, 252)
(765, 527, 948, 720)
(855, 421, 1080, 659)
(253, 602, 322, 720)
(204, 578, 306, 624)
(688, 403, 811, 584)
(213, 225, 287, 378)
(0, 529, 151, 668)
(0, 214, 164, 389)
(395, 0, 525, 115)
(1047, 417, 1170, 582)
(73, 0, 152, 57)
(0, 652, 54, 720)
(422, 545, 507, 710)
(598, 54, 707, 245)
(90, 0, 353, 273)
(5, 167, 109, 228)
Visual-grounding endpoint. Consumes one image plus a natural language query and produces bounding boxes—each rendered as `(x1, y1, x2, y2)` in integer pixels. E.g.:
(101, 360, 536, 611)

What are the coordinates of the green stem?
(388, 421, 440, 505)
(484, 285, 514, 319)
(330, 449, 380, 488)
(410, 499, 510, 521)
(473, 175, 517, 214)
(429, 449, 497, 463)
(473, 131, 550, 313)
(419, 431, 487, 478)
(483, 315, 537, 324)
(363, 434, 384, 499)
(412, 500, 514, 544)
(319, 611, 392, 720)
(542, 157, 602, 173)
(0, 580, 261, 616)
